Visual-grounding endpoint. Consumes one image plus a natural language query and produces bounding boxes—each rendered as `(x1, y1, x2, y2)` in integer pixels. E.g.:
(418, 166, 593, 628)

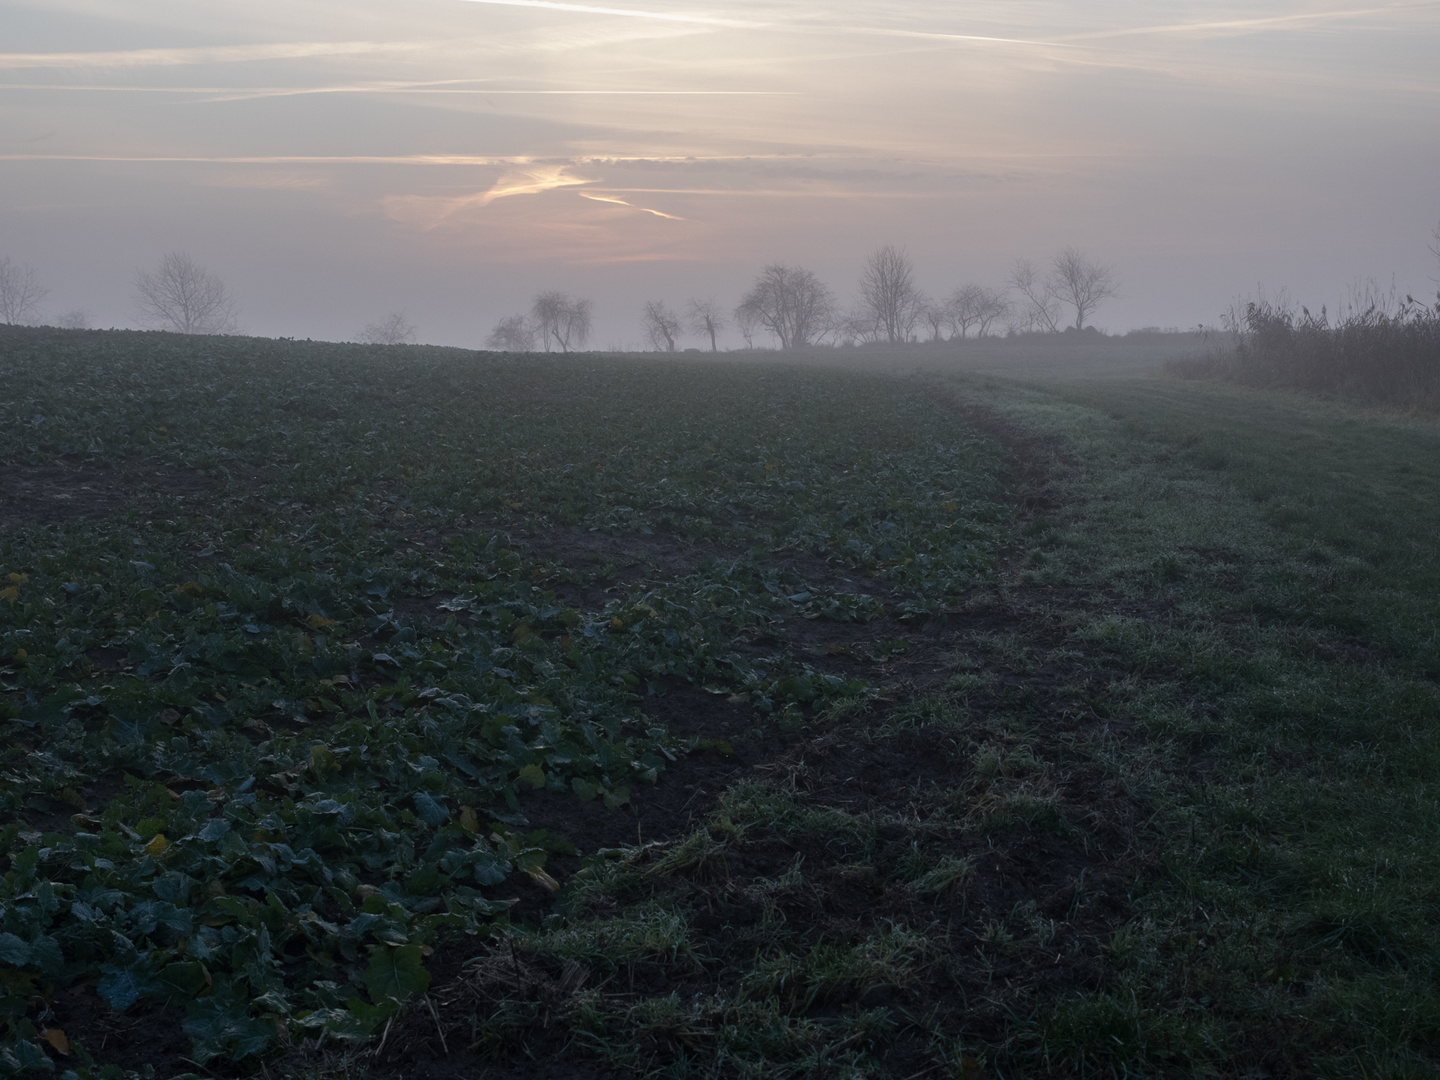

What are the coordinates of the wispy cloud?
(578, 191, 684, 218)
(458, 0, 1071, 49)
(453, 0, 757, 27)
(0, 41, 413, 70)
(1059, 4, 1433, 42)
(482, 165, 595, 202)
(382, 165, 597, 229)
(0, 153, 533, 165)
(0, 153, 809, 166)
(0, 82, 793, 102)
(591, 187, 939, 198)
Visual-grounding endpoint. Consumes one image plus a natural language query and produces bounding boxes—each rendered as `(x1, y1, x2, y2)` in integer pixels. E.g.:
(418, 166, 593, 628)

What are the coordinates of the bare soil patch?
(0, 458, 212, 530)
(343, 392, 1157, 1080)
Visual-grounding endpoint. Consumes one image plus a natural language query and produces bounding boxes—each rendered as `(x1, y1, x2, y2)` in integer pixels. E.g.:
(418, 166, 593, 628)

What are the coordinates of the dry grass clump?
(1172, 292, 1440, 409)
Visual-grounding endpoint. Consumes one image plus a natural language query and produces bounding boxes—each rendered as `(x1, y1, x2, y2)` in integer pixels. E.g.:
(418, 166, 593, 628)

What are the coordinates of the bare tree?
(531, 291, 593, 353)
(973, 288, 1012, 337)
(641, 300, 682, 352)
(686, 297, 727, 352)
(919, 295, 947, 342)
(857, 244, 924, 343)
(359, 311, 418, 345)
(486, 314, 535, 352)
(55, 309, 89, 330)
(1050, 247, 1118, 330)
(1430, 220, 1440, 283)
(736, 264, 836, 349)
(1007, 259, 1061, 334)
(736, 305, 758, 349)
(134, 253, 237, 335)
(840, 305, 884, 345)
(947, 284, 983, 339)
(0, 258, 48, 325)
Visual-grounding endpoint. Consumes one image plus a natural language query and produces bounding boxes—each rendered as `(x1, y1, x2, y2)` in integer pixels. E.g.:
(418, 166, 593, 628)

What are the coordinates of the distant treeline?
(1175, 292, 1440, 410)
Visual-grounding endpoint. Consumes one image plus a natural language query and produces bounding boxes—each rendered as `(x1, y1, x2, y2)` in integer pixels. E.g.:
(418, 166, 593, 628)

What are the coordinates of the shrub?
(1179, 293, 1440, 410)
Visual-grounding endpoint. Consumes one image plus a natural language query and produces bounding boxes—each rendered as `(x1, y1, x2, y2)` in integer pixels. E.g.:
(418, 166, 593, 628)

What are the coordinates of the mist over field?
(7, 5, 1440, 1079)
(2, 0, 1439, 343)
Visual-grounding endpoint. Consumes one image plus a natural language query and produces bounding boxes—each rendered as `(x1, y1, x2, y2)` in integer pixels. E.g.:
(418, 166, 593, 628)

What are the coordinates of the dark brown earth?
(0, 458, 213, 530)
(304, 390, 1155, 1080)
(35, 388, 1155, 1079)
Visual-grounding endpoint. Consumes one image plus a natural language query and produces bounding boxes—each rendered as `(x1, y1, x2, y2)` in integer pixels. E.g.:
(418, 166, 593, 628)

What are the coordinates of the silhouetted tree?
(0, 257, 48, 325)
(947, 284, 983, 339)
(135, 253, 237, 335)
(840, 306, 884, 345)
(359, 312, 417, 345)
(736, 264, 835, 349)
(1007, 259, 1061, 334)
(641, 300, 682, 352)
(55, 310, 89, 330)
(532, 291, 593, 352)
(1050, 247, 1118, 330)
(919, 295, 947, 342)
(486, 314, 535, 351)
(736, 305, 759, 349)
(686, 297, 726, 352)
(857, 244, 923, 343)
(974, 288, 1012, 337)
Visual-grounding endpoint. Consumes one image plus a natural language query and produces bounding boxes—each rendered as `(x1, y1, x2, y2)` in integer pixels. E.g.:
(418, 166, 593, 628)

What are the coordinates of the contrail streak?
(0, 153, 806, 166)
(453, 0, 756, 27)
(0, 41, 407, 69)
(0, 83, 793, 99)
(453, 0, 1068, 49)
(578, 191, 684, 218)
(1056, 3, 1432, 41)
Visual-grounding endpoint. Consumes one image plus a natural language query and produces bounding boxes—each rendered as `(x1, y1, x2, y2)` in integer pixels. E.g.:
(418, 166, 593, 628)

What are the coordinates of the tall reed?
(1174, 291, 1440, 410)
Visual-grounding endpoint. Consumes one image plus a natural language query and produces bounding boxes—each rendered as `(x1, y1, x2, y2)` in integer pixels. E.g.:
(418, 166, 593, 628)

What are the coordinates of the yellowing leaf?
(0, 587, 17, 603)
(458, 806, 480, 833)
(175, 581, 204, 597)
(0, 968, 38, 994)
(7, 573, 26, 585)
(307, 613, 339, 629)
(517, 764, 546, 789)
(144, 833, 169, 857)
(42, 1028, 69, 1055)
(309, 743, 338, 775)
(525, 866, 560, 892)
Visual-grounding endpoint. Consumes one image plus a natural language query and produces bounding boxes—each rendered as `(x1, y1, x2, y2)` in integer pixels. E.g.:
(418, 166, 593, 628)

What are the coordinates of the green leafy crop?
(0, 331, 1005, 1069)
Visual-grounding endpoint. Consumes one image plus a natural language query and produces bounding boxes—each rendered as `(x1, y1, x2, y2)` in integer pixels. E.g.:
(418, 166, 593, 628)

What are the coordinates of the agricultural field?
(2, 328, 1439, 1079)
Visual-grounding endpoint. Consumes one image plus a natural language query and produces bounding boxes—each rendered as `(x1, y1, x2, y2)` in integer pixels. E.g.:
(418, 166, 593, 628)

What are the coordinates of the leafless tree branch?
(486, 314, 535, 352)
(134, 252, 237, 335)
(1006, 258, 1061, 334)
(641, 300, 682, 352)
(857, 244, 923, 343)
(0, 258, 49, 326)
(358, 311, 417, 345)
(1050, 247, 1118, 331)
(686, 298, 726, 352)
(531, 291, 593, 352)
(736, 264, 836, 349)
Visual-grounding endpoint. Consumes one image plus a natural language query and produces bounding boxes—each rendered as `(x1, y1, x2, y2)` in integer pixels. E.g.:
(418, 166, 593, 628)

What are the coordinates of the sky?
(1, 0, 1438, 347)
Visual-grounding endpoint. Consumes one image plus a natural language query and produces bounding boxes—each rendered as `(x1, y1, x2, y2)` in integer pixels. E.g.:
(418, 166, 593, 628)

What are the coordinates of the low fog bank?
(0, 321, 1213, 387)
